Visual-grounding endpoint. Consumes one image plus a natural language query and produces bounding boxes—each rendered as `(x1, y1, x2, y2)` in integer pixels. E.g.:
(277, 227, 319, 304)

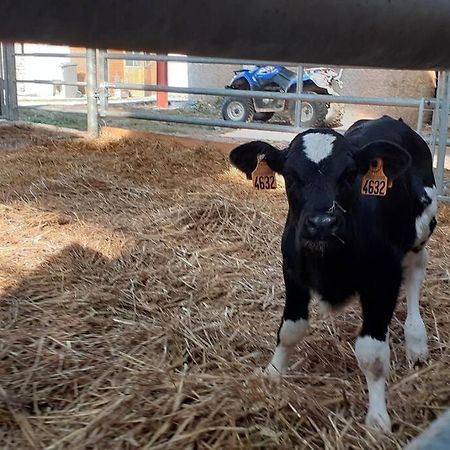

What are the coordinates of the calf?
(230, 116, 437, 431)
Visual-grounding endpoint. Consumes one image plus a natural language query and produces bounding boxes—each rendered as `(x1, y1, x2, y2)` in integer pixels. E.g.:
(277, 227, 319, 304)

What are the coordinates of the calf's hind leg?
(402, 248, 429, 363)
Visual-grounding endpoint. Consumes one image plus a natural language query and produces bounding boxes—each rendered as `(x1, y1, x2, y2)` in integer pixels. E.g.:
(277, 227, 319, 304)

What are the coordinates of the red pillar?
(156, 60, 169, 108)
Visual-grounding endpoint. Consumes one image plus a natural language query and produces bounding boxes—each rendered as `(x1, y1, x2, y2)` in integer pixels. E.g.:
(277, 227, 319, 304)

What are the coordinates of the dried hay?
(0, 125, 448, 449)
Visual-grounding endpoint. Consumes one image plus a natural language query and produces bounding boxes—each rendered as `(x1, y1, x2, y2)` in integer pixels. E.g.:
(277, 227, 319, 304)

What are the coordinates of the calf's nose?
(305, 214, 337, 239)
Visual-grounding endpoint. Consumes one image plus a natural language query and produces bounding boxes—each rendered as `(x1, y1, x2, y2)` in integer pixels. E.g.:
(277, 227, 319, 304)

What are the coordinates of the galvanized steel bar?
(86, 49, 98, 136)
(105, 109, 302, 133)
(4, 43, 18, 121)
(0, 44, 5, 118)
(106, 52, 297, 67)
(435, 72, 449, 196)
(429, 75, 443, 157)
(416, 98, 426, 135)
(16, 79, 87, 87)
(105, 81, 431, 108)
(294, 65, 304, 129)
(98, 50, 108, 118)
(13, 52, 86, 58)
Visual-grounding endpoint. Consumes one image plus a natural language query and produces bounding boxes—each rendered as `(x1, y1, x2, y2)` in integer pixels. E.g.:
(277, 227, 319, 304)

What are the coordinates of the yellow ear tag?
(251, 158, 277, 190)
(361, 158, 392, 196)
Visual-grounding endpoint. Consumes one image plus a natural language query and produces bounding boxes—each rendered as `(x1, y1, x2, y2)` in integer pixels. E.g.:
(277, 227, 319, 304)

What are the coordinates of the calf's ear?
(354, 140, 412, 180)
(229, 141, 285, 179)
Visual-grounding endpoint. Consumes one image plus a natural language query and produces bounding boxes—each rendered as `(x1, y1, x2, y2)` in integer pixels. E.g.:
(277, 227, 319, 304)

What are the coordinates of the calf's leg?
(402, 249, 429, 363)
(356, 276, 400, 432)
(266, 273, 310, 377)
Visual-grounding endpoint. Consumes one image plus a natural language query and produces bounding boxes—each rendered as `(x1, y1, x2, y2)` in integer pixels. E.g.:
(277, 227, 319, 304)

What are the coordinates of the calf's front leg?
(266, 272, 310, 377)
(356, 277, 400, 432)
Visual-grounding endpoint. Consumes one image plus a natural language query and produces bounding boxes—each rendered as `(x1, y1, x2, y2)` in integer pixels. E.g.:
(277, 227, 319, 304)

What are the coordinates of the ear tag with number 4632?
(252, 158, 277, 190)
(361, 158, 393, 196)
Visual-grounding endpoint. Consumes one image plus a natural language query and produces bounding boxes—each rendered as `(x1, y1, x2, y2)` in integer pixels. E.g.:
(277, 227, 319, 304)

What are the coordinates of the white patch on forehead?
(302, 133, 336, 164)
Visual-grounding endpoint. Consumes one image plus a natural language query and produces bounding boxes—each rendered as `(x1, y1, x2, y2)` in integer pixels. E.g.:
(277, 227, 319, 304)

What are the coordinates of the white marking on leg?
(355, 335, 391, 432)
(302, 133, 336, 164)
(415, 186, 437, 247)
(266, 319, 308, 377)
(402, 249, 429, 363)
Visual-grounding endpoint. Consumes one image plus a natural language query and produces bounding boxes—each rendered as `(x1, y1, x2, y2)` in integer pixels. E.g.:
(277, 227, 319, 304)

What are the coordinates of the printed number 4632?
(362, 178, 387, 195)
(255, 175, 275, 190)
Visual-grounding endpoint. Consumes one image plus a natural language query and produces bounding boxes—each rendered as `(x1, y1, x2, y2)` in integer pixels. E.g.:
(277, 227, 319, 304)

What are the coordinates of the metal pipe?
(13, 52, 86, 58)
(106, 52, 297, 67)
(294, 64, 304, 129)
(416, 98, 426, 135)
(85, 49, 98, 136)
(106, 109, 303, 133)
(105, 81, 431, 108)
(4, 43, 18, 121)
(0, 44, 5, 118)
(16, 79, 87, 87)
(435, 73, 449, 195)
(98, 50, 108, 117)
(424, 136, 450, 147)
(430, 73, 444, 157)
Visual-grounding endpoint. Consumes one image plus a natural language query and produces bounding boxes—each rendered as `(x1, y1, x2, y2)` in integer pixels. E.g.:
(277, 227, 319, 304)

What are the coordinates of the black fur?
(230, 116, 436, 343)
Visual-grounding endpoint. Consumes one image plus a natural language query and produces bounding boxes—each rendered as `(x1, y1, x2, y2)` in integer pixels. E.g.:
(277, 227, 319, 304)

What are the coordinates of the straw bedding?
(0, 125, 448, 449)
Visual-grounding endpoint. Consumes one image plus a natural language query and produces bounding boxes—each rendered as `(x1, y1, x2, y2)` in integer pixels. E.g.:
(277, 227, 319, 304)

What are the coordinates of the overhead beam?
(1, 0, 450, 69)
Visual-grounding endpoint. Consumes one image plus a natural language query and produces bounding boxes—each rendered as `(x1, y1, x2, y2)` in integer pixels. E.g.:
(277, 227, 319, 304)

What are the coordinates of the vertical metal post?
(416, 98, 425, 135)
(86, 48, 99, 136)
(430, 72, 444, 158)
(98, 49, 108, 117)
(435, 71, 449, 196)
(4, 43, 18, 121)
(0, 43, 4, 118)
(294, 64, 304, 130)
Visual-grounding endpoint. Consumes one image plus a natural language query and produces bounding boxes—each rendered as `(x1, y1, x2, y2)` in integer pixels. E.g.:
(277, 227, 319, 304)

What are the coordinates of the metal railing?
(1, 43, 18, 120)
(3, 45, 449, 201)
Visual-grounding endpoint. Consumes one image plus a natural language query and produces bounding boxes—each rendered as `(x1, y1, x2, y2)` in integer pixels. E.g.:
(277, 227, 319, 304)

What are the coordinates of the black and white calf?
(230, 116, 437, 432)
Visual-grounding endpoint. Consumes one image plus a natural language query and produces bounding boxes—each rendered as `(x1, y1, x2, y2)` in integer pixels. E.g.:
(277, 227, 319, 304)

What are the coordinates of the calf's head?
(230, 129, 411, 251)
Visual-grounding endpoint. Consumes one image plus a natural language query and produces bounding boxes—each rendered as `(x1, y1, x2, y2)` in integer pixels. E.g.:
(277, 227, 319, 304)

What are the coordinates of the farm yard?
(0, 122, 448, 449)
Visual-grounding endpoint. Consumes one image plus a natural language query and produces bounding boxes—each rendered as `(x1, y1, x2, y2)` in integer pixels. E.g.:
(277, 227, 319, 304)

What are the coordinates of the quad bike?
(221, 65, 344, 128)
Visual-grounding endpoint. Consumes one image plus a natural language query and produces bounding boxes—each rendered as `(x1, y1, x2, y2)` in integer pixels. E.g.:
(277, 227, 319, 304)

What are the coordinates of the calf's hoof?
(405, 324, 429, 364)
(263, 363, 283, 380)
(365, 410, 392, 433)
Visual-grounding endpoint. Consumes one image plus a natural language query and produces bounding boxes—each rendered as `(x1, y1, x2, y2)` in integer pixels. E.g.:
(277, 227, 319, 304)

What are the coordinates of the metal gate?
(3, 45, 450, 202)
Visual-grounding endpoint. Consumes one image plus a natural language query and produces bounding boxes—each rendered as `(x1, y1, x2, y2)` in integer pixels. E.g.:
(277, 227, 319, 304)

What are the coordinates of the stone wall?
(188, 63, 436, 126)
(187, 63, 242, 105)
(339, 69, 436, 126)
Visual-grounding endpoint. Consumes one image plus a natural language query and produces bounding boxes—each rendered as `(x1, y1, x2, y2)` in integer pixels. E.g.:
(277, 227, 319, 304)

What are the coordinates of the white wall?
(15, 43, 71, 97)
(168, 54, 188, 88)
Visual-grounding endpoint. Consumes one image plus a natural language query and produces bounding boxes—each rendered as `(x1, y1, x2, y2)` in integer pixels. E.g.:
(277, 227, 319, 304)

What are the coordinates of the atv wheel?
(254, 112, 275, 122)
(222, 97, 255, 122)
(325, 102, 345, 128)
(288, 92, 328, 128)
